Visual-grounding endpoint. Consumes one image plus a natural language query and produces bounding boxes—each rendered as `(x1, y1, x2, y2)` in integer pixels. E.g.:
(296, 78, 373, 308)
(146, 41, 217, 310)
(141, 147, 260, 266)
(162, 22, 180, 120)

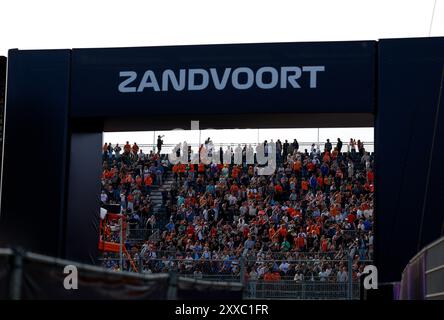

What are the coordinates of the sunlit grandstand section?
(99, 127, 374, 299)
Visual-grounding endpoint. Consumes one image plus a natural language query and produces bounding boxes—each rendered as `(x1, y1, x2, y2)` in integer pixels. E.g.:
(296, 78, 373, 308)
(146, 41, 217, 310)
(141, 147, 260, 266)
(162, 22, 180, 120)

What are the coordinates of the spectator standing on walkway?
(157, 135, 164, 154)
(114, 144, 121, 158)
(349, 138, 356, 153)
(357, 140, 364, 156)
(124, 141, 131, 155)
(292, 139, 299, 154)
(283, 140, 289, 160)
(132, 142, 139, 155)
(324, 139, 332, 153)
(336, 138, 343, 153)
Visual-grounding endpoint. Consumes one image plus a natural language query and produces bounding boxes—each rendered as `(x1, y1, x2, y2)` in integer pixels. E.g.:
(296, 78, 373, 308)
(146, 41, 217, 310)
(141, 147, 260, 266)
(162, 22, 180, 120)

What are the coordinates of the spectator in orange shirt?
(230, 183, 239, 195)
(132, 142, 139, 154)
(272, 272, 281, 281)
(321, 237, 329, 252)
(347, 212, 356, 224)
(293, 160, 302, 173)
(296, 231, 306, 250)
(124, 141, 131, 154)
(367, 169, 374, 184)
(144, 175, 153, 194)
(124, 173, 134, 185)
(301, 179, 309, 194)
(307, 161, 315, 173)
(323, 151, 331, 163)
(274, 184, 283, 200)
(277, 224, 287, 241)
(264, 270, 274, 281)
(102, 169, 111, 180)
(127, 193, 134, 211)
(269, 226, 276, 240)
(178, 162, 186, 182)
(288, 207, 296, 218)
(172, 163, 179, 182)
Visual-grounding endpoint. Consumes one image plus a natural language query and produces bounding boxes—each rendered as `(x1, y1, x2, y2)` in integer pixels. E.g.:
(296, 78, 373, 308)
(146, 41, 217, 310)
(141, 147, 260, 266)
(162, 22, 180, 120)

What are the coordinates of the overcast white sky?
(2, 1, 442, 150)
(1, 0, 443, 56)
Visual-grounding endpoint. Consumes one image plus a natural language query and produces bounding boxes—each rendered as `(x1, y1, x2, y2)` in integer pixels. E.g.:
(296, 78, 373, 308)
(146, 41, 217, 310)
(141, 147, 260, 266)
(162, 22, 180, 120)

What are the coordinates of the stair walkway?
(147, 172, 174, 240)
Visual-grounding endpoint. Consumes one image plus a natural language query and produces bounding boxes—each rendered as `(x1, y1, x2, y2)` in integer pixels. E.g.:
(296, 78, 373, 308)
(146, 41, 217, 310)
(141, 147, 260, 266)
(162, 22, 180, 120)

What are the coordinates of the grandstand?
(1, 38, 444, 301)
(98, 133, 374, 299)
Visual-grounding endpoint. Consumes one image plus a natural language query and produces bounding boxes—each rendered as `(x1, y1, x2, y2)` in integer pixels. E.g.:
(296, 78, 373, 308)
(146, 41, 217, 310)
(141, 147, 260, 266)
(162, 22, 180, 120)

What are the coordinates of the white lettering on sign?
(118, 66, 325, 93)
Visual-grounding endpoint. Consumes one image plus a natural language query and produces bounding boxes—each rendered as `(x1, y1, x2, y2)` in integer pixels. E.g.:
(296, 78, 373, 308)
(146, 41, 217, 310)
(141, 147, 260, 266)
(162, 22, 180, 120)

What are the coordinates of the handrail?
(107, 141, 374, 150)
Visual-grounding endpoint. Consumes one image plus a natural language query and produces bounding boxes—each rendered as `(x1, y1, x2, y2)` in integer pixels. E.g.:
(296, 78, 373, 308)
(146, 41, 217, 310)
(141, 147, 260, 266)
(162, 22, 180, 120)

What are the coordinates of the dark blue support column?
(376, 37, 444, 282)
(65, 131, 102, 263)
(0, 50, 71, 257)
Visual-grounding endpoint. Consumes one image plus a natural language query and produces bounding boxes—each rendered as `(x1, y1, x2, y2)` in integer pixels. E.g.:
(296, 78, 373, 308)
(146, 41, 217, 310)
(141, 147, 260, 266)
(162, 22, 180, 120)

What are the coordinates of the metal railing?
(126, 227, 159, 242)
(246, 280, 361, 300)
(105, 141, 375, 155)
(113, 248, 369, 262)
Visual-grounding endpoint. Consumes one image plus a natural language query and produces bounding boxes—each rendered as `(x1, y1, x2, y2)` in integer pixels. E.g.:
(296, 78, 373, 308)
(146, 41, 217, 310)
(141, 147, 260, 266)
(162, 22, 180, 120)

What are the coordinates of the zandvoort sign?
(118, 66, 325, 92)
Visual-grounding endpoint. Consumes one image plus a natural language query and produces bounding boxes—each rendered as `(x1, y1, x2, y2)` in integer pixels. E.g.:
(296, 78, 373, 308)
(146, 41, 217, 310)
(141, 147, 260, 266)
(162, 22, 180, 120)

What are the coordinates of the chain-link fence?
(98, 253, 372, 299)
(126, 227, 159, 242)
(245, 280, 361, 300)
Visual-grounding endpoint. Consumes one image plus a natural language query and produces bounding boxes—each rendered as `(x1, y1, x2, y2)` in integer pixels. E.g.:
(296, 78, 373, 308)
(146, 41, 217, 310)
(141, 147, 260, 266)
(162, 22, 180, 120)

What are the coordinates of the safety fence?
(0, 248, 370, 299)
(245, 281, 361, 300)
(98, 255, 371, 299)
(126, 227, 159, 242)
(178, 275, 361, 300)
(0, 248, 242, 300)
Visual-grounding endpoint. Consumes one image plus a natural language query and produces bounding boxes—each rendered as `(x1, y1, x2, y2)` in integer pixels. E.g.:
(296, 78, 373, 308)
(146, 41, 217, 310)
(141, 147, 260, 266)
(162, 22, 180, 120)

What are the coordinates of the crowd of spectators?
(101, 140, 168, 228)
(100, 137, 374, 284)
